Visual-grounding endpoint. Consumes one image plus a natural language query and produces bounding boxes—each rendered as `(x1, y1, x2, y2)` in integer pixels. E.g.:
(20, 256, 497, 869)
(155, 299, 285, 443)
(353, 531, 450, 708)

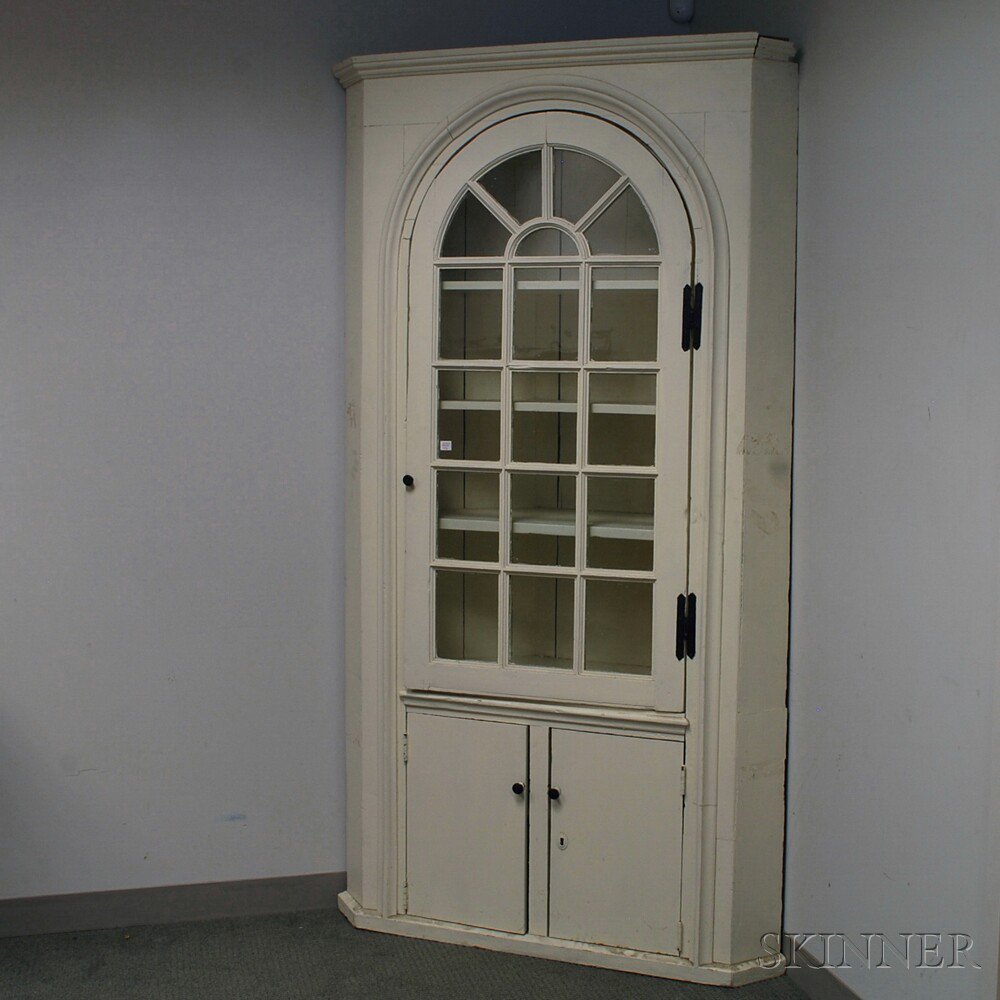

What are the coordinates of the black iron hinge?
(681, 282, 703, 351)
(675, 593, 697, 660)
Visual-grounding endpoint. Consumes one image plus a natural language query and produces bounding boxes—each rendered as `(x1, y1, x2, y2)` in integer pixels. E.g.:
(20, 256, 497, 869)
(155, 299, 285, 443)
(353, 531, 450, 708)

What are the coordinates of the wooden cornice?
(333, 32, 796, 88)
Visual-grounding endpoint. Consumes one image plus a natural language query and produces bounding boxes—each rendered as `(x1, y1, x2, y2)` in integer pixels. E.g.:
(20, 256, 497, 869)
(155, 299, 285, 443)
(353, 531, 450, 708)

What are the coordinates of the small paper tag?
(439, 440, 453, 453)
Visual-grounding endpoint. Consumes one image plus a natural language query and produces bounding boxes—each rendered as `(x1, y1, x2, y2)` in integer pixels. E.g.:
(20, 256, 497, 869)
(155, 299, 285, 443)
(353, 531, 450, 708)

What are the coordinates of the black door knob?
(511, 782, 525, 796)
(548, 787, 561, 801)
(402, 474, 414, 488)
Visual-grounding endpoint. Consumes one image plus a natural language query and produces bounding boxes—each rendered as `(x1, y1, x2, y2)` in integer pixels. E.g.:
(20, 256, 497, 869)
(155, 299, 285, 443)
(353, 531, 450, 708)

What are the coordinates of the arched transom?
(440, 146, 659, 260)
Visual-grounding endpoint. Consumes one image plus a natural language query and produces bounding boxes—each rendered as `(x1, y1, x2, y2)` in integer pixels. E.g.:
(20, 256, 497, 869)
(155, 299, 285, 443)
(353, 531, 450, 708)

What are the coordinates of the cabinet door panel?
(406, 713, 528, 932)
(548, 729, 683, 954)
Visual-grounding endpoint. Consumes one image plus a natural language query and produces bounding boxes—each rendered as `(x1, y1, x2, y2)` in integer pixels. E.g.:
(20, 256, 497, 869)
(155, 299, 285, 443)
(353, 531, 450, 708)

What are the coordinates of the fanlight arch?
(438, 145, 660, 260)
(513, 224, 582, 258)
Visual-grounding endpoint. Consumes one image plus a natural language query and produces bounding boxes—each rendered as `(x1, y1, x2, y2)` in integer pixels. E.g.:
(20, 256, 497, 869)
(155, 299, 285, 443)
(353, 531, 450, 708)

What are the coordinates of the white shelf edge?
(440, 399, 502, 411)
(439, 513, 499, 533)
(437, 401, 649, 414)
(589, 523, 653, 541)
(592, 280, 659, 290)
(590, 402, 655, 415)
(512, 401, 576, 413)
(514, 280, 581, 291)
(441, 281, 504, 291)
(512, 515, 575, 537)
(439, 510, 653, 541)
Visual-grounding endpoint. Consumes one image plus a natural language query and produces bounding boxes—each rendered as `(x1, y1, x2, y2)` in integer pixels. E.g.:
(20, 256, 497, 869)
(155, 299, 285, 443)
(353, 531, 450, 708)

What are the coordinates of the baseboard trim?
(339, 890, 787, 987)
(0, 871, 346, 939)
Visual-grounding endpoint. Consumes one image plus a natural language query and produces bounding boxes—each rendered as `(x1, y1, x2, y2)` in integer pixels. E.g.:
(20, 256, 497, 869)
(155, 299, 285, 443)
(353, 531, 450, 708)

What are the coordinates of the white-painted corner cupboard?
(334, 33, 797, 986)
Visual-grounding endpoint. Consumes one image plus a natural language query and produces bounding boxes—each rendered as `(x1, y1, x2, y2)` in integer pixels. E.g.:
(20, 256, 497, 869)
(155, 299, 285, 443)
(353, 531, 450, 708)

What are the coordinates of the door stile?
(527, 723, 551, 935)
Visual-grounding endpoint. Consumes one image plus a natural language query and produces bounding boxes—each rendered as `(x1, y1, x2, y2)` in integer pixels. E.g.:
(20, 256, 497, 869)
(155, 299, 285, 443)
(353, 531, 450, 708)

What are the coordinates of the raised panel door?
(405, 712, 529, 932)
(547, 728, 684, 954)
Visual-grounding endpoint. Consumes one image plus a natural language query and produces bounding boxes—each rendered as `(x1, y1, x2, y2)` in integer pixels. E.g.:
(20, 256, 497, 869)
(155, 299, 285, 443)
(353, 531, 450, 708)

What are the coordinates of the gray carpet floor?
(0, 909, 809, 1000)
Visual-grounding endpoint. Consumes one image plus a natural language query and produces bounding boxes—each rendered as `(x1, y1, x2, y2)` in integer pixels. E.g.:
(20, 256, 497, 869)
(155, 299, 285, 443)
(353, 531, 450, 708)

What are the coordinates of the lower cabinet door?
(405, 712, 528, 933)
(548, 729, 684, 954)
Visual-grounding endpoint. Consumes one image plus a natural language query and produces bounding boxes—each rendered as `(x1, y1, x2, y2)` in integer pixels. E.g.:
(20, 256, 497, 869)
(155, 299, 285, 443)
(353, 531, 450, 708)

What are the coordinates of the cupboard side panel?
(728, 58, 798, 964)
(343, 82, 366, 905)
(701, 105, 752, 967)
(346, 107, 412, 911)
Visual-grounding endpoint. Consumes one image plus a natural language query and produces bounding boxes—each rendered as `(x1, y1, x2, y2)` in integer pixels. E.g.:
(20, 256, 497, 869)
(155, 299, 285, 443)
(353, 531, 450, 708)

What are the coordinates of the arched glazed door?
(403, 112, 694, 711)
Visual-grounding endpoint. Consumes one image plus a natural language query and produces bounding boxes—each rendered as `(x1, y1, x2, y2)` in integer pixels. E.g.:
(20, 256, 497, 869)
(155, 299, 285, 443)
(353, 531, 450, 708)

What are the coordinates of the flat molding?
(0, 872, 346, 939)
(333, 33, 796, 87)
(402, 691, 689, 736)
(339, 890, 785, 987)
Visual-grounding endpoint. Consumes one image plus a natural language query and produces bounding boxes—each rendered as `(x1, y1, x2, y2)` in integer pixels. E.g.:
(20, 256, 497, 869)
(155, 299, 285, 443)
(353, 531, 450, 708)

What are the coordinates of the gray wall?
(696, 3, 1000, 999)
(0, 2, 348, 896)
(2, 3, 999, 999)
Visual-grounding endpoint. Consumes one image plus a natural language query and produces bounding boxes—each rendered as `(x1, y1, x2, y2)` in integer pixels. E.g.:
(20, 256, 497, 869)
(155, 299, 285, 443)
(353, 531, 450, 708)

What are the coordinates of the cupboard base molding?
(338, 891, 786, 987)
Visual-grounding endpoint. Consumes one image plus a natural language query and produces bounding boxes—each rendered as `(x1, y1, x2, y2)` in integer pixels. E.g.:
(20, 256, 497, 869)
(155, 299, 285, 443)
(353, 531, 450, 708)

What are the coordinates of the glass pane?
(478, 150, 542, 224)
(584, 579, 652, 675)
(510, 473, 576, 567)
(553, 148, 620, 224)
(515, 227, 579, 257)
(436, 570, 498, 662)
(513, 267, 579, 361)
(511, 371, 577, 464)
(590, 267, 658, 362)
(441, 191, 511, 257)
(439, 269, 502, 360)
(588, 373, 656, 467)
(437, 470, 499, 561)
(438, 370, 500, 461)
(585, 185, 658, 255)
(586, 476, 654, 571)
(509, 575, 574, 669)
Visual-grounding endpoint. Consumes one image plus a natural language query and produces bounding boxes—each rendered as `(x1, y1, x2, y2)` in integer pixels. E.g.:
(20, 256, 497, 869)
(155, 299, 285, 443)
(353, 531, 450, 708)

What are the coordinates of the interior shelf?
(438, 509, 653, 541)
(438, 401, 652, 414)
(509, 654, 573, 670)
(440, 399, 502, 411)
(441, 280, 504, 291)
(442, 279, 656, 292)
(513, 508, 576, 536)
(514, 279, 581, 290)
(591, 279, 658, 290)
(512, 401, 575, 413)
(589, 402, 654, 415)
(587, 512, 653, 541)
(583, 659, 652, 676)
